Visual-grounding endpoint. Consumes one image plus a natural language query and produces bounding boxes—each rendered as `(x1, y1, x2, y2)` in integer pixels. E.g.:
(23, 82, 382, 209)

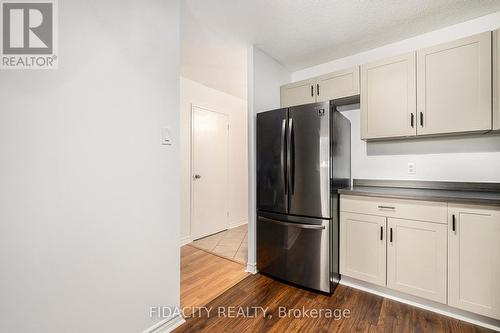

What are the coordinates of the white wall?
(253, 48, 292, 112)
(247, 47, 291, 270)
(0, 1, 181, 333)
(180, 77, 248, 243)
(293, 11, 500, 182)
(341, 109, 500, 182)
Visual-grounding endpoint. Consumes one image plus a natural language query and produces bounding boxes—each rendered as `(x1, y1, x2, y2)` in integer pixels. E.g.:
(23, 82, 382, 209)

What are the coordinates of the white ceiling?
(182, 0, 500, 99)
(181, 3, 248, 100)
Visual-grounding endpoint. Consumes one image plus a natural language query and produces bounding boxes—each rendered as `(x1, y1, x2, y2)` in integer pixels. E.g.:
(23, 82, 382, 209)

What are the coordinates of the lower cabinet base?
(340, 276, 500, 331)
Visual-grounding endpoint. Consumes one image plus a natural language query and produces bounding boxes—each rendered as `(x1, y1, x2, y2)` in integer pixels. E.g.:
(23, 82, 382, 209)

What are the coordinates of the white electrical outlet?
(407, 162, 416, 175)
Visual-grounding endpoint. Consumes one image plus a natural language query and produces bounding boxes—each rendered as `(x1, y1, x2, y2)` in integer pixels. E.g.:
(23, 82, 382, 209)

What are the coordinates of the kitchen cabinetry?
(340, 212, 386, 286)
(341, 194, 500, 320)
(340, 196, 447, 301)
(386, 218, 447, 303)
(316, 67, 360, 103)
(448, 204, 500, 320)
(494, 29, 500, 131)
(340, 194, 447, 223)
(280, 79, 316, 108)
(281, 32, 495, 139)
(359, 32, 493, 140)
(417, 32, 492, 135)
(280, 67, 359, 107)
(360, 53, 417, 140)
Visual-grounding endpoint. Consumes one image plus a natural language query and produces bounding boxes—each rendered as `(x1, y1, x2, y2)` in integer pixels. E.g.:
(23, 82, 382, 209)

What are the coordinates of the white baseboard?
(180, 236, 192, 246)
(340, 276, 500, 332)
(246, 262, 257, 274)
(142, 315, 185, 333)
(229, 220, 247, 229)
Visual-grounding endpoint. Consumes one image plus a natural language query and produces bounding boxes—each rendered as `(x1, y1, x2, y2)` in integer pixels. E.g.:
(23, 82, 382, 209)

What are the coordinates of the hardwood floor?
(175, 273, 493, 333)
(180, 245, 248, 314)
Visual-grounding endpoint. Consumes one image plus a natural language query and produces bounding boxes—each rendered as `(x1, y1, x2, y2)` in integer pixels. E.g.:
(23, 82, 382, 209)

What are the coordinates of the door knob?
(193, 174, 201, 180)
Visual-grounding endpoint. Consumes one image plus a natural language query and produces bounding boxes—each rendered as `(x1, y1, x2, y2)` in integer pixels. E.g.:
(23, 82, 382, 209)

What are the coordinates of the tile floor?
(191, 224, 247, 263)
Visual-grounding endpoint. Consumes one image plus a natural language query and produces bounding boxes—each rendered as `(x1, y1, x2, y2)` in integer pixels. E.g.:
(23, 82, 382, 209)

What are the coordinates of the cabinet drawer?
(340, 195, 447, 224)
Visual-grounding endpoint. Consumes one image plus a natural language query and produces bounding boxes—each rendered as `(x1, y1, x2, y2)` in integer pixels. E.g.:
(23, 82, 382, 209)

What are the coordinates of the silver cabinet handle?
(260, 217, 325, 230)
(378, 205, 395, 210)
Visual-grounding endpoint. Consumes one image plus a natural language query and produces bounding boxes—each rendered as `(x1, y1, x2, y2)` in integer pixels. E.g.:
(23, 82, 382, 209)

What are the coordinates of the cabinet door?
(280, 79, 316, 107)
(316, 66, 360, 102)
(361, 53, 417, 140)
(387, 218, 447, 303)
(448, 204, 500, 320)
(340, 212, 386, 286)
(494, 29, 500, 131)
(417, 32, 492, 135)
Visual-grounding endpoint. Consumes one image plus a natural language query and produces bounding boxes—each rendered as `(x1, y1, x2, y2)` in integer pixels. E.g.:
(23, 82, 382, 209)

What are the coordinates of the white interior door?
(191, 106, 229, 240)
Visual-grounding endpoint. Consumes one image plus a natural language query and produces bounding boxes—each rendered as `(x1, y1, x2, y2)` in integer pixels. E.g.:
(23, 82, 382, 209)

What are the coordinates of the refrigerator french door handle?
(281, 119, 287, 196)
(289, 118, 295, 195)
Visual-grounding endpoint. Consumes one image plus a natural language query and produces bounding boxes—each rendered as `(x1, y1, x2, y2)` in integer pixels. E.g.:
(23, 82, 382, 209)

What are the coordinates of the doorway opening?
(179, 101, 249, 312)
(188, 104, 248, 263)
(179, 1, 250, 312)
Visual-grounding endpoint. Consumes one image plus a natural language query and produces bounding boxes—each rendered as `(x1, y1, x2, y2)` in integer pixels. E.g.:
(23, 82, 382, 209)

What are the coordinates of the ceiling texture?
(182, 0, 500, 99)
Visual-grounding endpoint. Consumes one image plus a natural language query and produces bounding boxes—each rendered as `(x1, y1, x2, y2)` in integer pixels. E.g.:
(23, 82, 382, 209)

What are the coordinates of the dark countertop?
(338, 179, 500, 206)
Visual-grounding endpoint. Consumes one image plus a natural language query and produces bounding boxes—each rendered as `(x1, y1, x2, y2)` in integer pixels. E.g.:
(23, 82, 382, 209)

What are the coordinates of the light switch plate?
(407, 162, 416, 175)
(161, 127, 172, 146)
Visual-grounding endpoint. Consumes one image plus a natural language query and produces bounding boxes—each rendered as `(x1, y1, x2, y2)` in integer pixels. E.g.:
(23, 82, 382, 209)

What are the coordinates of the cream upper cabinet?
(280, 67, 360, 108)
(280, 79, 316, 108)
(361, 53, 417, 140)
(494, 29, 500, 131)
(340, 212, 386, 286)
(386, 218, 447, 304)
(417, 32, 492, 135)
(448, 204, 500, 320)
(316, 67, 360, 102)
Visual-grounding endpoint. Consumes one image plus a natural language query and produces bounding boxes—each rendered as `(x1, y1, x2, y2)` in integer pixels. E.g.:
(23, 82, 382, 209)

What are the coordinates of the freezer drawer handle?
(378, 205, 395, 210)
(260, 217, 325, 230)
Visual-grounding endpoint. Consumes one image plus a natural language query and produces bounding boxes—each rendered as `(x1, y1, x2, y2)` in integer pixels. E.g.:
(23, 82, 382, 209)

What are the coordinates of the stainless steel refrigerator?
(256, 100, 351, 293)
